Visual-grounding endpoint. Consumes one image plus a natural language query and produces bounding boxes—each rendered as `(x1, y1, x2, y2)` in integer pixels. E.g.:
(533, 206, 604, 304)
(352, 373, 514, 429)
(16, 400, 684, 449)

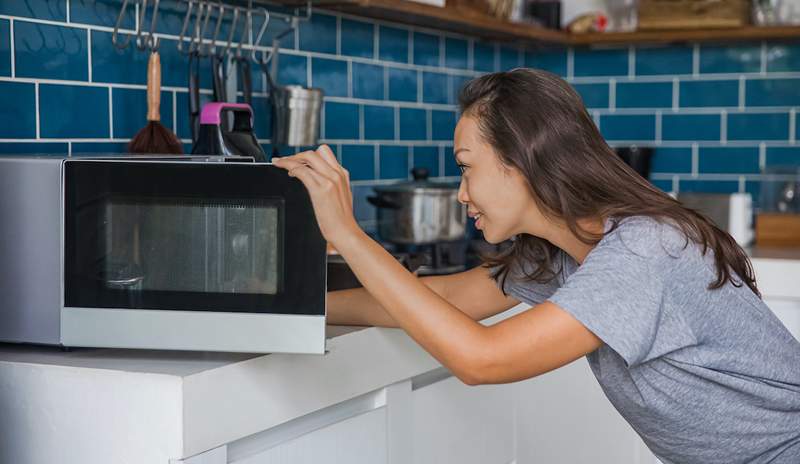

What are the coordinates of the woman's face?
(454, 115, 545, 244)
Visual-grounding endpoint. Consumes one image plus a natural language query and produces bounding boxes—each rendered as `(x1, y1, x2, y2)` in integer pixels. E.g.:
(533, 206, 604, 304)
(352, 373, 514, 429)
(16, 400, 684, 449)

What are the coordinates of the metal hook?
(221, 7, 240, 58)
(207, 1, 225, 56)
(147, 0, 161, 51)
(112, 0, 133, 49)
(177, 0, 194, 54)
(191, 1, 212, 56)
(135, 0, 149, 51)
(250, 7, 270, 65)
(234, 6, 252, 59)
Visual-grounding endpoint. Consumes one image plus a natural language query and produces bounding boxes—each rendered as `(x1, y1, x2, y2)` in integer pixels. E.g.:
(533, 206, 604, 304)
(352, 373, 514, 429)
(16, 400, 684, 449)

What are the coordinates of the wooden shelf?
(273, 0, 800, 46)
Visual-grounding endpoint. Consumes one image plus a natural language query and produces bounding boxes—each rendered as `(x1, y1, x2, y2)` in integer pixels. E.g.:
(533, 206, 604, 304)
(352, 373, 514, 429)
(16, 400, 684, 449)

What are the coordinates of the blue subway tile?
(142, 0, 186, 37)
(352, 62, 383, 100)
(745, 78, 800, 107)
(699, 44, 761, 74)
(616, 82, 672, 108)
(379, 26, 409, 63)
(324, 102, 358, 140)
(341, 18, 374, 59)
(0, 20, 9, 77)
(299, 13, 337, 55)
(499, 46, 521, 71)
(766, 42, 800, 72)
(698, 147, 759, 174)
(2, 0, 65, 20)
(573, 48, 628, 77)
(0, 82, 35, 138)
(572, 83, 608, 109)
(635, 46, 692, 76)
(413, 32, 440, 66)
(0, 142, 68, 154)
(112, 88, 174, 139)
(679, 80, 738, 107)
(727, 112, 789, 141)
(388, 68, 417, 102)
(158, 38, 198, 89)
(679, 179, 739, 194)
(413, 146, 440, 177)
(399, 108, 427, 141)
(380, 145, 409, 179)
(40, 84, 109, 139)
(15, 21, 88, 81)
(765, 147, 800, 168)
(443, 145, 460, 177)
(662, 114, 721, 141)
(71, 0, 133, 29)
(91, 31, 147, 85)
(524, 48, 568, 77)
(599, 114, 655, 141)
(341, 144, 375, 181)
(248, 96, 272, 140)
(277, 53, 308, 87)
(422, 72, 448, 104)
(445, 38, 468, 70)
(363, 105, 394, 140)
(263, 13, 297, 50)
(651, 179, 673, 192)
(72, 142, 129, 153)
(432, 110, 456, 141)
(452, 74, 472, 105)
(175, 91, 213, 140)
(312, 57, 347, 97)
(473, 41, 496, 72)
(650, 147, 692, 173)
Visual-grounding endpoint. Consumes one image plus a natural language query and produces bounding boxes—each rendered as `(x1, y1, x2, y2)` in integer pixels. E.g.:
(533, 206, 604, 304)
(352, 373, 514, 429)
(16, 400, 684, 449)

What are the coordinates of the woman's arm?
(273, 147, 602, 385)
(327, 266, 522, 328)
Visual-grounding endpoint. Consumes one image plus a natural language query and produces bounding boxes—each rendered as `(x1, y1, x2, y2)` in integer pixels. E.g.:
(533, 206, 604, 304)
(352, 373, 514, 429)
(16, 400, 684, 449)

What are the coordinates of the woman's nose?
(457, 178, 469, 204)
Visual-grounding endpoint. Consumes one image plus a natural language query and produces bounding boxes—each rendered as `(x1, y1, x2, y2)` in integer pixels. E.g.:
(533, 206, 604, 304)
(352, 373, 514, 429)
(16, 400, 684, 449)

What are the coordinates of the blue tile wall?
(2, 1, 800, 229)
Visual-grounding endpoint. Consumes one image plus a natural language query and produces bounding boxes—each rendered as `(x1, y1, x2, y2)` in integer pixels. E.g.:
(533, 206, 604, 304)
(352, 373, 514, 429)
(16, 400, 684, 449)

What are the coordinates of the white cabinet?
(231, 408, 388, 464)
(512, 357, 654, 464)
(411, 374, 515, 464)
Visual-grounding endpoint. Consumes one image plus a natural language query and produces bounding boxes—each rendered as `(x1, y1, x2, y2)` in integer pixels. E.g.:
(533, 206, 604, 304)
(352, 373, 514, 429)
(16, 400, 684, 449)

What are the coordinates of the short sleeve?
(495, 249, 569, 306)
(546, 233, 691, 368)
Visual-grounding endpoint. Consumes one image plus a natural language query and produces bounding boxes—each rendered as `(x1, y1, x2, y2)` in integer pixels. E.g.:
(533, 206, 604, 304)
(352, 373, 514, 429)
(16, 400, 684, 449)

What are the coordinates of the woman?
(273, 68, 800, 463)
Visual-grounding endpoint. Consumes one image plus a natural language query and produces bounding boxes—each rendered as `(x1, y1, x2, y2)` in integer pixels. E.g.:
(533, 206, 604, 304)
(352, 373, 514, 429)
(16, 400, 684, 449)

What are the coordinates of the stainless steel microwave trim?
(61, 307, 325, 354)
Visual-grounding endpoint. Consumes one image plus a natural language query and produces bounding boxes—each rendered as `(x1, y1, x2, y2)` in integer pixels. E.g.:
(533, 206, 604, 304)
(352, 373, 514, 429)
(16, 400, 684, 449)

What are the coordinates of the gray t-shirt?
(502, 216, 800, 464)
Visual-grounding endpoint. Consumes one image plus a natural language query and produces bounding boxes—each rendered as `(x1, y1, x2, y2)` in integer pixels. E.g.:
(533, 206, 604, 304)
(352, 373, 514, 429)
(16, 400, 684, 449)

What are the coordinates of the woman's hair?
(458, 68, 760, 298)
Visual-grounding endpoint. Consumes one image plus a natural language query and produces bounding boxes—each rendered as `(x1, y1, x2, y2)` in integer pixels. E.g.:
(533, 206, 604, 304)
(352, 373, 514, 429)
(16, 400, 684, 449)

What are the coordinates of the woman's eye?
(457, 163, 468, 173)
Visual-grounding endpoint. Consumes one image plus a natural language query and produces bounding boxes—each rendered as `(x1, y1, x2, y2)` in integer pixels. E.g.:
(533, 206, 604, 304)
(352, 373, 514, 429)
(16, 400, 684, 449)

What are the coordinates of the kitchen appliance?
(677, 192, 754, 246)
(368, 167, 467, 245)
(191, 102, 267, 162)
(0, 155, 326, 354)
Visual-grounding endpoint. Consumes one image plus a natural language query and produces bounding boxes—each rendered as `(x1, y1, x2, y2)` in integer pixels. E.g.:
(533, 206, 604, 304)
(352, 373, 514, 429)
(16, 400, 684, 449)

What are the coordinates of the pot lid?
(373, 167, 459, 193)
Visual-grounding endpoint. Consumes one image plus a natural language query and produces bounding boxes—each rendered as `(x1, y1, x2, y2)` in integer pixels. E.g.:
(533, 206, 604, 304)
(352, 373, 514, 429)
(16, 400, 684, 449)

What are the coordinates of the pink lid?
(200, 102, 253, 125)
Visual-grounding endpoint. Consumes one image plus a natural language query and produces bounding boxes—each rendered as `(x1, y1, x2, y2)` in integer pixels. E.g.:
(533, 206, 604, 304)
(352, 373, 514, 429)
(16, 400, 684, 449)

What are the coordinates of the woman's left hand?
(272, 145, 359, 247)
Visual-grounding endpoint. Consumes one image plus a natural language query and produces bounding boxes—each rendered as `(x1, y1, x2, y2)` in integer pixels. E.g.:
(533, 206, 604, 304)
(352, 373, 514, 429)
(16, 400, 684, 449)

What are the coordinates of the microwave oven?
(0, 155, 327, 354)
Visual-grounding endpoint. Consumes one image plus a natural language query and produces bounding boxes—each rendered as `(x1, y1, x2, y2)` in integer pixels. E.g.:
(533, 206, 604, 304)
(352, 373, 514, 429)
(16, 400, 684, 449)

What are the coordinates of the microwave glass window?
(103, 197, 282, 295)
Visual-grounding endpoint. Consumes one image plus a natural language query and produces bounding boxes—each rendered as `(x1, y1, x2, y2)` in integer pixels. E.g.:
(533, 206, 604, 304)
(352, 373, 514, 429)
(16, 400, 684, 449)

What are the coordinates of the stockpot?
(367, 167, 466, 245)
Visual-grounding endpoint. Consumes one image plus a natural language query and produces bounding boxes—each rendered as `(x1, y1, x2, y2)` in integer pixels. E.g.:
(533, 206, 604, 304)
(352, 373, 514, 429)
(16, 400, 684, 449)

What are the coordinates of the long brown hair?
(459, 68, 760, 298)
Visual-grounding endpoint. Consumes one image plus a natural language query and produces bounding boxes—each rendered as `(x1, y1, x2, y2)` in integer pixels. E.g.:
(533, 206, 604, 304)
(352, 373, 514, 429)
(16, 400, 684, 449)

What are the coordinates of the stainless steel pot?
(368, 167, 466, 245)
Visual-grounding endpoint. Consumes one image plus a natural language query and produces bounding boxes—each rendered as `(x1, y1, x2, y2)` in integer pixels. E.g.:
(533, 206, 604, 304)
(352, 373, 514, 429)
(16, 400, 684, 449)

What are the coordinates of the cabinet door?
(513, 357, 649, 464)
(764, 298, 800, 342)
(411, 375, 515, 464)
(232, 407, 387, 464)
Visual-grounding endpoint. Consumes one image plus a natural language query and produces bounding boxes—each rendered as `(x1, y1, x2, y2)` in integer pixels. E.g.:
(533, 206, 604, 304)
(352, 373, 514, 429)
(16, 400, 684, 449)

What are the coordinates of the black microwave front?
(0, 156, 327, 354)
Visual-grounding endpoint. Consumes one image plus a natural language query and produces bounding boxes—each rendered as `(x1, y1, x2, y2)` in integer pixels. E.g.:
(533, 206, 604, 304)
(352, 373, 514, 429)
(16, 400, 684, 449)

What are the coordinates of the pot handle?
(367, 195, 401, 209)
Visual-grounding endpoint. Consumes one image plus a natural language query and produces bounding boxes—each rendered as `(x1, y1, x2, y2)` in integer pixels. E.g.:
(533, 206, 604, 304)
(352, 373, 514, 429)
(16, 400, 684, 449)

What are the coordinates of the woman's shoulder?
(602, 215, 693, 260)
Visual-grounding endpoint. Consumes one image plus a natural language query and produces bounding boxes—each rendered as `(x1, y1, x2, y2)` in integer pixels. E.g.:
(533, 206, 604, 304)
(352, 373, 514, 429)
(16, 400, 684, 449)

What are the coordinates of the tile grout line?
(738, 76, 745, 110)
(655, 110, 662, 143)
(407, 28, 412, 65)
(108, 86, 113, 139)
(759, 142, 766, 171)
(336, 16, 341, 56)
(738, 176, 746, 193)
(407, 146, 412, 178)
(66, 0, 70, 23)
(34, 82, 40, 139)
(347, 60, 352, 98)
(373, 144, 379, 180)
(439, 35, 445, 68)
(87, 28, 92, 82)
(760, 41, 767, 75)
(467, 38, 474, 71)
(790, 108, 796, 144)
(172, 91, 177, 134)
(672, 77, 679, 111)
(9, 18, 15, 78)
(67, 141, 72, 156)
(691, 143, 699, 177)
(567, 48, 574, 80)
(394, 106, 399, 141)
(692, 44, 700, 77)
(609, 78, 616, 112)
(417, 70, 422, 103)
(359, 104, 364, 140)
(427, 109, 432, 143)
(720, 110, 727, 145)
(438, 145, 444, 176)
(373, 23, 378, 61)
(628, 46, 635, 79)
